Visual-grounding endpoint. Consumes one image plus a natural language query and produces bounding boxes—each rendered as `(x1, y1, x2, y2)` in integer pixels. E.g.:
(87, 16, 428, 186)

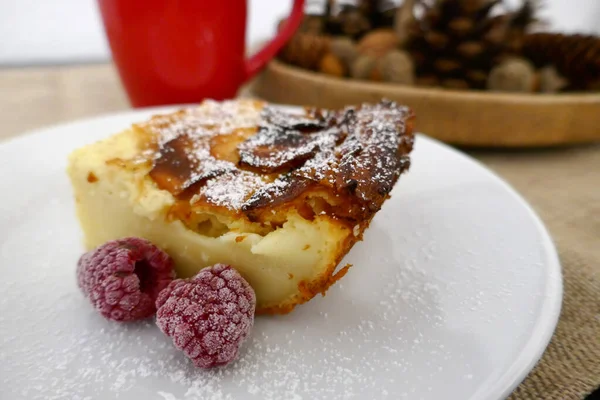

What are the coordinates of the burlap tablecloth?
(1, 64, 598, 399)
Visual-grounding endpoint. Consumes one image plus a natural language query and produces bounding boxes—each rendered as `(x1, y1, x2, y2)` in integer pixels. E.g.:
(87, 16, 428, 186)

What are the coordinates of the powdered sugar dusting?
(144, 99, 414, 218)
(195, 172, 267, 211)
(0, 207, 444, 399)
(0, 186, 465, 400)
(0, 245, 451, 400)
(146, 100, 262, 146)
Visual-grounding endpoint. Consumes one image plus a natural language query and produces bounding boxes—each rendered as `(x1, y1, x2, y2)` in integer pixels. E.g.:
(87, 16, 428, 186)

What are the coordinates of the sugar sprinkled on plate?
(0, 221, 456, 400)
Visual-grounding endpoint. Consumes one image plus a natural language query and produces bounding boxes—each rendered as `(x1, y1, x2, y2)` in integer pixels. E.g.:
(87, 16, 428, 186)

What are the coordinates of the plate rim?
(425, 137, 563, 399)
(0, 105, 563, 400)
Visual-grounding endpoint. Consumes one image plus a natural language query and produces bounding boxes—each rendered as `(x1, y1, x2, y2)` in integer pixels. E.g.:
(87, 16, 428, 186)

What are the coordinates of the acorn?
(539, 66, 569, 93)
(330, 37, 360, 69)
(278, 33, 331, 71)
(319, 53, 346, 77)
(351, 54, 378, 80)
(487, 57, 536, 92)
(357, 29, 400, 58)
(376, 50, 415, 84)
(370, 65, 383, 82)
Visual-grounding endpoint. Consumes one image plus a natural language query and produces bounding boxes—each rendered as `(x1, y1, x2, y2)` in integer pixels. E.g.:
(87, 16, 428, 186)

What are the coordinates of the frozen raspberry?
(156, 264, 256, 368)
(77, 237, 175, 322)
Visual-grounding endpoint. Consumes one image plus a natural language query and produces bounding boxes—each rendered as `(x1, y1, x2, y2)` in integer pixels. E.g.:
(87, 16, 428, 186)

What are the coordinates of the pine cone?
(355, 0, 397, 30)
(279, 33, 331, 71)
(278, 15, 325, 35)
(521, 33, 600, 91)
(394, 0, 417, 46)
(379, 5, 399, 28)
(337, 6, 372, 39)
(405, 0, 538, 90)
(504, 0, 539, 53)
(300, 15, 326, 35)
(416, 75, 441, 87)
(442, 79, 470, 90)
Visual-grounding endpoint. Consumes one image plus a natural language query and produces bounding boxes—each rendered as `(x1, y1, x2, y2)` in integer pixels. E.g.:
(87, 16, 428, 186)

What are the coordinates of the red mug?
(98, 0, 305, 107)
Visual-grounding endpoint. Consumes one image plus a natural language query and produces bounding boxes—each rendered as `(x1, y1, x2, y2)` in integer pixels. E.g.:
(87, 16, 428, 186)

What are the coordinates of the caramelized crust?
(139, 100, 415, 232)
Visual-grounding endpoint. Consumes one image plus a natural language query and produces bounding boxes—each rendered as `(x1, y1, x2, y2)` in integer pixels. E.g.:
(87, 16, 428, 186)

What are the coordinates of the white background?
(0, 0, 599, 66)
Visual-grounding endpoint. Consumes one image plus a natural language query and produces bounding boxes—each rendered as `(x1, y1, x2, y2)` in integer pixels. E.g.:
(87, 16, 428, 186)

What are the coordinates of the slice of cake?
(67, 99, 415, 314)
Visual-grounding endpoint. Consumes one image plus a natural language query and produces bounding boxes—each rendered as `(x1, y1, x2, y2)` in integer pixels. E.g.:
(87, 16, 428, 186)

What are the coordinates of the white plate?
(0, 107, 562, 400)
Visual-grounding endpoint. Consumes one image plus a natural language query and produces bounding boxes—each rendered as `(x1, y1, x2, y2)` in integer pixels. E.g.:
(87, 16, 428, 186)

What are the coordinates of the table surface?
(1, 63, 598, 400)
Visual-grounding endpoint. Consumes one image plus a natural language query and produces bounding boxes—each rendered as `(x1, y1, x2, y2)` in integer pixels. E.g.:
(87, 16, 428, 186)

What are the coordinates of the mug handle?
(244, 0, 305, 81)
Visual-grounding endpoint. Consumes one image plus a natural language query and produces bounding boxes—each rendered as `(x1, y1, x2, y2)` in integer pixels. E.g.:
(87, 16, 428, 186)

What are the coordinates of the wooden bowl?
(253, 59, 600, 147)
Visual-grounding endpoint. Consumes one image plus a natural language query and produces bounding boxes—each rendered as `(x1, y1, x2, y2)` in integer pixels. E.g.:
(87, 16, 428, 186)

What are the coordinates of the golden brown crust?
(137, 100, 414, 234)
(106, 100, 415, 313)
